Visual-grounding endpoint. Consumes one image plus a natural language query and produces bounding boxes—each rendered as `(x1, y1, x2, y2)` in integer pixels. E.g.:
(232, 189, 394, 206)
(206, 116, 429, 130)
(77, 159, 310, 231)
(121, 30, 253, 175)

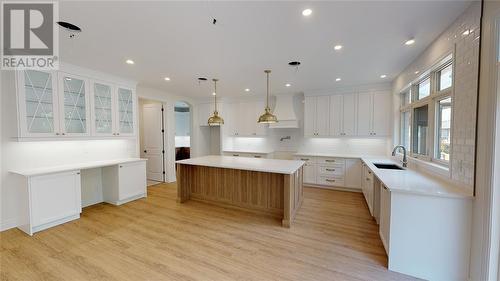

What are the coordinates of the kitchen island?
(176, 156, 305, 227)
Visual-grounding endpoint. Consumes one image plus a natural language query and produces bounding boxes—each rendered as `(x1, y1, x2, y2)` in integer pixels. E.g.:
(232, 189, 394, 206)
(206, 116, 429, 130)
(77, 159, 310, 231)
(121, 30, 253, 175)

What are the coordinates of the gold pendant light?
(258, 70, 278, 124)
(207, 78, 224, 126)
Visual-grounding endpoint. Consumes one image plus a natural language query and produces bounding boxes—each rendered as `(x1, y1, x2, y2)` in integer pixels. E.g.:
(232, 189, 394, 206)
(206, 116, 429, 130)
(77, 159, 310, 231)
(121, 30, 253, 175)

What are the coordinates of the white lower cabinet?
(379, 184, 391, 254)
(293, 155, 362, 191)
(222, 151, 273, 159)
(19, 170, 82, 235)
(103, 161, 147, 205)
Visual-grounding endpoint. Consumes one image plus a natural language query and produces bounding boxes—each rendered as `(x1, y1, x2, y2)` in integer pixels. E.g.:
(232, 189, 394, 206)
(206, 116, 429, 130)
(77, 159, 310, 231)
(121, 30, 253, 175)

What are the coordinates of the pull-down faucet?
(392, 145, 408, 168)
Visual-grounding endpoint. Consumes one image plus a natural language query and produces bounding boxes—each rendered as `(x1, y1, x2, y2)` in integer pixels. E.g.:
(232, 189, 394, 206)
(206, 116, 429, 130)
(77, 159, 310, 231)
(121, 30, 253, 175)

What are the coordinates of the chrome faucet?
(392, 145, 408, 168)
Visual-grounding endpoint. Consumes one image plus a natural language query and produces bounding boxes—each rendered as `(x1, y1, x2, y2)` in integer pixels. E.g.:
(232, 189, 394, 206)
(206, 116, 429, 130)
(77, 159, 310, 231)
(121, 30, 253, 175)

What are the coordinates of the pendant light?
(207, 78, 224, 126)
(258, 70, 278, 124)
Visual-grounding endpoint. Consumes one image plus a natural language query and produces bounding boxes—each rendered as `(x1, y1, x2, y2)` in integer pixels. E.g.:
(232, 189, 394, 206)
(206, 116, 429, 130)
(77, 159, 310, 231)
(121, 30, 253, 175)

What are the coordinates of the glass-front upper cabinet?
(58, 73, 90, 136)
(91, 81, 114, 136)
(117, 87, 135, 136)
(17, 69, 60, 137)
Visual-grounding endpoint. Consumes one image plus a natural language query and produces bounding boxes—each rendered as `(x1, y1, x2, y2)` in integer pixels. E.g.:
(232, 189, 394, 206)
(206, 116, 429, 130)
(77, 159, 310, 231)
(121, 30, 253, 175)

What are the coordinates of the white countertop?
(10, 158, 147, 177)
(223, 149, 274, 154)
(361, 157, 472, 199)
(294, 152, 385, 159)
(176, 155, 304, 174)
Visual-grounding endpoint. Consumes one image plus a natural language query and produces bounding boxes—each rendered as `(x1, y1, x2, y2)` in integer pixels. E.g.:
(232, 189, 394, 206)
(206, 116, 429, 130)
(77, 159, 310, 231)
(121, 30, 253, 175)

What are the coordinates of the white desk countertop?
(361, 157, 472, 199)
(294, 152, 385, 159)
(176, 155, 304, 174)
(10, 158, 147, 177)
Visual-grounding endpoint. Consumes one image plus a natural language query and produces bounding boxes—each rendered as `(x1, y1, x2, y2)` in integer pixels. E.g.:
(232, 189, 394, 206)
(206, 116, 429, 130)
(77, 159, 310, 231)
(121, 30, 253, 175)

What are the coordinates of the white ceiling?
(59, 1, 472, 98)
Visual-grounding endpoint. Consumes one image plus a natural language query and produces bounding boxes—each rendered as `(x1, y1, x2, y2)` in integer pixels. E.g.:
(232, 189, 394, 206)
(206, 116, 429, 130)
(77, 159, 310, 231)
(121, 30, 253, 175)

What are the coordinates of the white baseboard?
(0, 217, 19, 232)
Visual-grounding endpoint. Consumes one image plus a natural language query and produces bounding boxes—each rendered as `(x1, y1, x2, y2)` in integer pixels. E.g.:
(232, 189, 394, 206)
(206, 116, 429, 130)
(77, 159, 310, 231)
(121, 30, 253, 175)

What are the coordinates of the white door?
(30, 170, 81, 227)
(343, 94, 357, 136)
(357, 92, 373, 136)
(142, 103, 164, 182)
(304, 96, 316, 136)
(316, 96, 330, 136)
(329, 95, 343, 136)
(372, 91, 392, 136)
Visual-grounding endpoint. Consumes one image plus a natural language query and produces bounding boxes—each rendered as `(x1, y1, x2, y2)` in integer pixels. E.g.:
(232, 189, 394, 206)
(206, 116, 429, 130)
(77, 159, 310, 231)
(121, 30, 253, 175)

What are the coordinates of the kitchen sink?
(373, 163, 404, 170)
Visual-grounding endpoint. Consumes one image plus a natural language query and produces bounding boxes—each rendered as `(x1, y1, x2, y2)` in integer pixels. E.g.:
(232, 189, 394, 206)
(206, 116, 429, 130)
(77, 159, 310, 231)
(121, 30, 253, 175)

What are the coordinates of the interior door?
(142, 103, 164, 182)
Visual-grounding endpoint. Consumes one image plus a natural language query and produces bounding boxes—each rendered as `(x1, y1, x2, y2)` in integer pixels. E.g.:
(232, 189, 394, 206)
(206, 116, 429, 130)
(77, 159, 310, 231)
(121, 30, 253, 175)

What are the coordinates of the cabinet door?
(329, 95, 343, 136)
(342, 94, 357, 136)
(198, 103, 211, 127)
(118, 161, 147, 201)
(372, 91, 392, 136)
(91, 81, 115, 136)
(240, 102, 255, 136)
(357, 92, 372, 136)
(379, 184, 391, 254)
(30, 170, 81, 227)
(344, 159, 362, 189)
(58, 73, 91, 136)
(316, 96, 330, 136)
(17, 70, 60, 137)
(304, 96, 316, 136)
(303, 164, 317, 184)
(117, 87, 136, 136)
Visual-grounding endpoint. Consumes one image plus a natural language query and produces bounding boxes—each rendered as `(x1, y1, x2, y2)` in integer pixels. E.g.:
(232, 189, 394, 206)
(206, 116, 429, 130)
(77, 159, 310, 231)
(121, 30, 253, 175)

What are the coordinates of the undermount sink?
(373, 163, 404, 170)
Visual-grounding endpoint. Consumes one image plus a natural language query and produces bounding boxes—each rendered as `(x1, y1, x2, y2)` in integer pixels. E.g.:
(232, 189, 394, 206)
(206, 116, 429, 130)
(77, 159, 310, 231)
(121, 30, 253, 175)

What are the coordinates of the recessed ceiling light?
(65, 77, 72, 81)
(212, 92, 216, 96)
(334, 45, 343, 51)
(462, 29, 471, 36)
(244, 88, 250, 92)
(380, 74, 387, 78)
(404, 39, 415, 46)
(335, 78, 341, 82)
(125, 59, 134, 65)
(414, 71, 420, 74)
(302, 9, 312, 16)
(285, 83, 291, 87)
(164, 77, 171, 81)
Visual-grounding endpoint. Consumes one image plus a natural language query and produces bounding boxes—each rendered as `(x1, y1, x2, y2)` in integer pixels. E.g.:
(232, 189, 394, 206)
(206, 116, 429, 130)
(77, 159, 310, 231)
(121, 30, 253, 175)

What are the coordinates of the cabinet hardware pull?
(117, 133, 120, 135)
(325, 160, 335, 162)
(55, 133, 60, 135)
(144, 150, 147, 153)
(326, 169, 335, 171)
(366, 178, 370, 181)
(383, 185, 388, 190)
(325, 179, 336, 182)
(301, 158, 309, 161)
(62, 133, 66, 135)
(76, 172, 80, 175)
(233, 154, 239, 157)
(119, 165, 123, 168)
(254, 156, 261, 158)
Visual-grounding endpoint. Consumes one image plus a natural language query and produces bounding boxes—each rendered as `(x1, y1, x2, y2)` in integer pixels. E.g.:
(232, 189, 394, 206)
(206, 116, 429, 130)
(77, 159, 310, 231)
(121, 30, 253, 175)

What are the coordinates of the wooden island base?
(176, 164, 303, 227)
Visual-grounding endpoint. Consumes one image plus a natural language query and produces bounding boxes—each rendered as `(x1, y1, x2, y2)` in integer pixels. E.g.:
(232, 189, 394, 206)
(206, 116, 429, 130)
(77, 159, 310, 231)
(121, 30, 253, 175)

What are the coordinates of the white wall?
(392, 2, 481, 190)
(0, 64, 139, 231)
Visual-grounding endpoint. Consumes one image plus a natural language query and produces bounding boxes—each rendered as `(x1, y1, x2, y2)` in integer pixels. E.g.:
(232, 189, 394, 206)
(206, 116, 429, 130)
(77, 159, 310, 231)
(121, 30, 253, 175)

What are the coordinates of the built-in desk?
(10, 158, 147, 236)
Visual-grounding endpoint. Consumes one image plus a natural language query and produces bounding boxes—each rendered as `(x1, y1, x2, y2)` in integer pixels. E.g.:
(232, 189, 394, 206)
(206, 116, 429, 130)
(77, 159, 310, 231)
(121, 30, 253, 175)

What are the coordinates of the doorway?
(175, 101, 191, 161)
(140, 99, 165, 185)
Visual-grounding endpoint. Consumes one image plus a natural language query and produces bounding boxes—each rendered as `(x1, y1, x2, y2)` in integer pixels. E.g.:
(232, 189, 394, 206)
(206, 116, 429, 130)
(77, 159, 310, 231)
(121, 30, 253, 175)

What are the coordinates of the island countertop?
(176, 155, 305, 174)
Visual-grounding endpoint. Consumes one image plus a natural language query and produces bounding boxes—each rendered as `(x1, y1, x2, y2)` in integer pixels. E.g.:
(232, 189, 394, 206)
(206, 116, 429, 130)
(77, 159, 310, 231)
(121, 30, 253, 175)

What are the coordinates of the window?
(412, 105, 428, 155)
(400, 111, 411, 150)
(438, 64, 453, 91)
(436, 97, 452, 161)
(399, 56, 453, 166)
(417, 77, 431, 100)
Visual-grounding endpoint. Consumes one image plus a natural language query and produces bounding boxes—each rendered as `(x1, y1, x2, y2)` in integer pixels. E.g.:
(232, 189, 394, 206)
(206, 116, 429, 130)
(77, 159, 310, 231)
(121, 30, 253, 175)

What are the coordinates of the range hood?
(269, 94, 299, 129)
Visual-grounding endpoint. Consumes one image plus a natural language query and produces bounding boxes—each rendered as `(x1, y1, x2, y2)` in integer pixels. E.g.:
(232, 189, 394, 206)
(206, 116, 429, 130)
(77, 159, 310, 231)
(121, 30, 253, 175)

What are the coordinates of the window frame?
(398, 54, 454, 167)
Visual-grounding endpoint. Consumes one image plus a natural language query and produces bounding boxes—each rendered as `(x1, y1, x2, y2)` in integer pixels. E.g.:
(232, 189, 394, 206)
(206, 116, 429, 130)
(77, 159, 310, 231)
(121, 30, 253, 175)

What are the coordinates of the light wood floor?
(1, 183, 420, 281)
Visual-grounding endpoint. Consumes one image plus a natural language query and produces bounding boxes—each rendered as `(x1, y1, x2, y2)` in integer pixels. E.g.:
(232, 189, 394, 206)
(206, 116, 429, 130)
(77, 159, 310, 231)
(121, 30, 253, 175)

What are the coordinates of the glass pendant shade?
(258, 70, 278, 124)
(208, 79, 224, 126)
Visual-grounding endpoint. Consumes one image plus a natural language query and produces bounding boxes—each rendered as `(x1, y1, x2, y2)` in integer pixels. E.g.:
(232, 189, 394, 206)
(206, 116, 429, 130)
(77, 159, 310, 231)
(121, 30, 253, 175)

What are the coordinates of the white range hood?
(269, 94, 299, 129)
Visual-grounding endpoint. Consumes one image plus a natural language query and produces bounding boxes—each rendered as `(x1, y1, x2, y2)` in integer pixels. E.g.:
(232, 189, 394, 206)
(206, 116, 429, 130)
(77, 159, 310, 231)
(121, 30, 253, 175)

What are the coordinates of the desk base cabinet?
(18, 170, 82, 236)
(102, 161, 147, 205)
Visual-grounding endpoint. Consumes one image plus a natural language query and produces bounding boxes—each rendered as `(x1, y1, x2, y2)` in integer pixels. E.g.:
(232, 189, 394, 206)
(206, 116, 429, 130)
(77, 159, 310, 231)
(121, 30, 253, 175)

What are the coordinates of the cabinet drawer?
(294, 156, 316, 165)
(317, 176, 344, 187)
(318, 165, 344, 176)
(317, 157, 345, 165)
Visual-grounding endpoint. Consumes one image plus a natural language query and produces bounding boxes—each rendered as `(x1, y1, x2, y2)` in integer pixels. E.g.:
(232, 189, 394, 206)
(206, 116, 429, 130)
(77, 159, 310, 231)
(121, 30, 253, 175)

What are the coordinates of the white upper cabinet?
(58, 73, 91, 136)
(14, 68, 136, 140)
(224, 101, 267, 137)
(304, 96, 329, 136)
(357, 92, 372, 136)
(198, 103, 212, 127)
(116, 87, 136, 136)
(357, 91, 391, 137)
(329, 95, 343, 136)
(342, 94, 357, 136)
(91, 80, 115, 136)
(17, 69, 60, 137)
(372, 92, 392, 136)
